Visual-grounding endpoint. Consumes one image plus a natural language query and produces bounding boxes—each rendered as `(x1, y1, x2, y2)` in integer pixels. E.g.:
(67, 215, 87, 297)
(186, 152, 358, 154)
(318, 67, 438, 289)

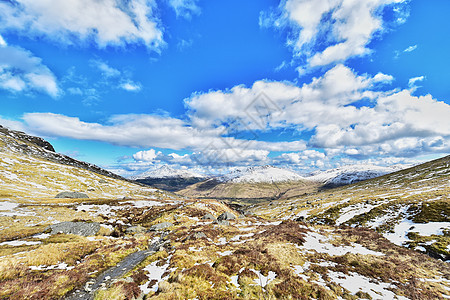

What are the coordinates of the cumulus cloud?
(133, 149, 160, 161)
(6, 64, 449, 169)
(120, 82, 142, 92)
(263, 0, 406, 69)
(0, 0, 164, 50)
(0, 43, 60, 97)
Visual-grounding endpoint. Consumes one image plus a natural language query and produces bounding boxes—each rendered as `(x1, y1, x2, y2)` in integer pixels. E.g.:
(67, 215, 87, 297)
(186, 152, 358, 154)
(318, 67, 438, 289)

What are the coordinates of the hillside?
(178, 166, 319, 200)
(306, 164, 407, 187)
(0, 128, 449, 299)
(0, 125, 168, 200)
(132, 165, 206, 192)
(254, 155, 450, 261)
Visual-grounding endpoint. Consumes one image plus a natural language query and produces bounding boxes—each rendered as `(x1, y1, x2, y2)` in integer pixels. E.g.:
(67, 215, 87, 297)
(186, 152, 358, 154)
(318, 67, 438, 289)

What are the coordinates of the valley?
(0, 127, 449, 299)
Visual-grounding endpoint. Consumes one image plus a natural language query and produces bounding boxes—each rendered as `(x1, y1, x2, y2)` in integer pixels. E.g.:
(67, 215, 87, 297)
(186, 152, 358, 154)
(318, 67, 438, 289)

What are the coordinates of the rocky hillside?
(0, 125, 126, 181)
(306, 164, 407, 187)
(132, 165, 206, 192)
(0, 125, 167, 199)
(254, 155, 450, 262)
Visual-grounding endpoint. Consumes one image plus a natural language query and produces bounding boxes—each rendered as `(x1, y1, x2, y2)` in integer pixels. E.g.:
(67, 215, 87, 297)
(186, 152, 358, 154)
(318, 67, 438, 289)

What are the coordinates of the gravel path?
(65, 234, 167, 300)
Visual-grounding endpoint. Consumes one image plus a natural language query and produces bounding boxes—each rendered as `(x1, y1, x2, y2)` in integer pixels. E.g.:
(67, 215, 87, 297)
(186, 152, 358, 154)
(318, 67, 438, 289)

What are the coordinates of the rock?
(214, 220, 230, 226)
(125, 225, 146, 234)
(217, 212, 236, 221)
(201, 213, 216, 221)
(148, 222, 173, 231)
(55, 191, 89, 199)
(192, 232, 207, 239)
(47, 221, 100, 236)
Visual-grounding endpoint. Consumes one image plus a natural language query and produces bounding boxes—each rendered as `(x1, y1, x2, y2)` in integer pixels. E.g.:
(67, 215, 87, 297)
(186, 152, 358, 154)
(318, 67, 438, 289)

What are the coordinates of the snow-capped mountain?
(306, 164, 407, 186)
(131, 165, 205, 180)
(218, 165, 306, 183)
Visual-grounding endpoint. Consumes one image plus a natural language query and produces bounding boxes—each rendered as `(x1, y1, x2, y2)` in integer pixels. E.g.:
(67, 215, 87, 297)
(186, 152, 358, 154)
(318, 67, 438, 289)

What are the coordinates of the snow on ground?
(125, 200, 167, 208)
(384, 218, 450, 246)
(298, 231, 384, 256)
(0, 201, 18, 211)
(0, 240, 41, 246)
(335, 202, 384, 225)
(250, 269, 277, 290)
(76, 204, 119, 217)
(217, 250, 233, 256)
(140, 259, 171, 294)
(328, 271, 409, 300)
(29, 263, 75, 271)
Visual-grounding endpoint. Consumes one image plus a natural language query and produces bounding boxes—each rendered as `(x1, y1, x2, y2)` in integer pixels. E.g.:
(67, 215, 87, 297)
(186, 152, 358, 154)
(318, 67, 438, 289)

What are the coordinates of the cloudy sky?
(0, 0, 449, 177)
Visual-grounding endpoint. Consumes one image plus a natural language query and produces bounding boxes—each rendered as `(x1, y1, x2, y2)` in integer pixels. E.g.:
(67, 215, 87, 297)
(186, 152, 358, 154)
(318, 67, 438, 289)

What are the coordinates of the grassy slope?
(0, 132, 449, 299)
(253, 155, 450, 261)
(178, 178, 320, 200)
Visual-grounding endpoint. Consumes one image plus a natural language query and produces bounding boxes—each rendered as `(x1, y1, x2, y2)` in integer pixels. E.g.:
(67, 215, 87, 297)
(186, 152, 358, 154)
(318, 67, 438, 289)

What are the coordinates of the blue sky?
(0, 0, 449, 177)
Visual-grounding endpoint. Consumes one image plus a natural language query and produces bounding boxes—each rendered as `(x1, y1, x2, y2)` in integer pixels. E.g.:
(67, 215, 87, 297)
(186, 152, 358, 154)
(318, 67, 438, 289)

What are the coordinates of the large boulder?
(55, 191, 89, 199)
(217, 212, 236, 221)
(47, 222, 100, 236)
(201, 213, 217, 221)
(148, 222, 173, 231)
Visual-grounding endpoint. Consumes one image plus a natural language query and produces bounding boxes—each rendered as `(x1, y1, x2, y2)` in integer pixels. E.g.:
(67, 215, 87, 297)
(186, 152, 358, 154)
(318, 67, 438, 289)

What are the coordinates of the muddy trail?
(65, 234, 167, 300)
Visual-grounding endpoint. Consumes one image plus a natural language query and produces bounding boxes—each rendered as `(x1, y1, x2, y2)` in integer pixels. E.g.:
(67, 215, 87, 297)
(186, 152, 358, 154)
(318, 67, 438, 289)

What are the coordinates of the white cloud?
(167, 0, 201, 19)
(90, 60, 121, 78)
(408, 76, 425, 89)
(120, 82, 142, 92)
(264, 0, 406, 69)
(0, 35, 7, 47)
(0, 0, 164, 50)
(0, 45, 60, 97)
(133, 149, 160, 162)
(403, 45, 417, 52)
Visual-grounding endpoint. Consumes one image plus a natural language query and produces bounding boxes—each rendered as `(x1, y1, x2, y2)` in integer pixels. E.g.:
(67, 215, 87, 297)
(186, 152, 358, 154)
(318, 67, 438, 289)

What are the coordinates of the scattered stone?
(47, 221, 100, 236)
(192, 232, 207, 239)
(214, 220, 230, 226)
(217, 212, 236, 221)
(148, 222, 173, 231)
(55, 191, 89, 199)
(201, 213, 216, 221)
(125, 225, 146, 234)
(121, 196, 132, 200)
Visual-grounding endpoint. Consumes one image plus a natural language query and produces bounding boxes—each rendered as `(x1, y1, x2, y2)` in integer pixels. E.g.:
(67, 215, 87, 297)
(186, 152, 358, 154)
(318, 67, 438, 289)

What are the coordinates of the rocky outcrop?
(148, 222, 173, 231)
(47, 221, 100, 236)
(217, 212, 236, 221)
(55, 191, 89, 199)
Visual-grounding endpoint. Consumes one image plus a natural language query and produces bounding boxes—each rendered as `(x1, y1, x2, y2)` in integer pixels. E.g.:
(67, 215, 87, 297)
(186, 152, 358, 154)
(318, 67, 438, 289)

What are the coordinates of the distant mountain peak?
(131, 165, 205, 180)
(219, 165, 306, 183)
(306, 164, 407, 186)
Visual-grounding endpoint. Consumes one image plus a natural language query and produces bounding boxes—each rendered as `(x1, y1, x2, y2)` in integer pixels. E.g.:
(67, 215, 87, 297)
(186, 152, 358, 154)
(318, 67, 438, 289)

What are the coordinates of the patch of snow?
(217, 250, 233, 256)
(29, 262, 74, 271)
(328, 271, 409, 300)
(298, 232, 384, 256)
(230, 275, 240, 288)
(0, 240, 41, 246)
(335, 202, 381, 225)
(230, 233, 254, 241)
(384, 219, 450, 246)
(125, 200, 166, 208)
(140, 259, 171, 294)
(32, 233, 51, 239)
(250, 269, 277, 290)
